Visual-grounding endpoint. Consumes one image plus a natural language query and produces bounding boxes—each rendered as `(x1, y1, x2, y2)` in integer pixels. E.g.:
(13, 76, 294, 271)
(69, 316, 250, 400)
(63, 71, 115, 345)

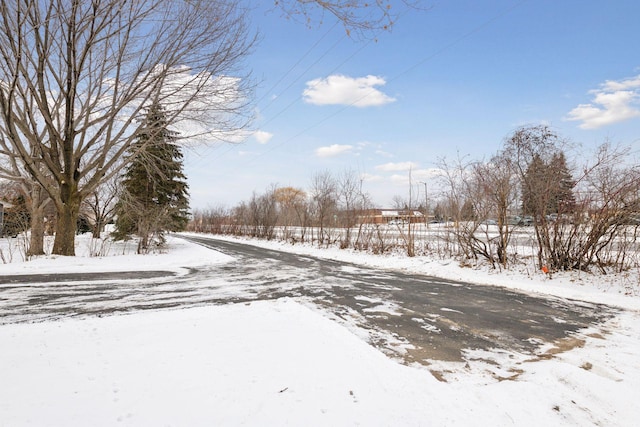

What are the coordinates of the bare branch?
(0, 0, 255, 255)
(273, 0, 427, 39)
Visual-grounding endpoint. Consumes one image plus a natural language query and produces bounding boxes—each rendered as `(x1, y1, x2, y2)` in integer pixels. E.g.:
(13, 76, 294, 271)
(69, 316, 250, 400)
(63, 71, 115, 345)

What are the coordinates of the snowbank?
(1, 233, 639, 426)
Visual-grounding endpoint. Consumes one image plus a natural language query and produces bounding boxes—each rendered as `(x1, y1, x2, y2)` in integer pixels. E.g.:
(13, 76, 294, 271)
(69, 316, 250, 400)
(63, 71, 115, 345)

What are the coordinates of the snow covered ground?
(1, 233, 639, 426)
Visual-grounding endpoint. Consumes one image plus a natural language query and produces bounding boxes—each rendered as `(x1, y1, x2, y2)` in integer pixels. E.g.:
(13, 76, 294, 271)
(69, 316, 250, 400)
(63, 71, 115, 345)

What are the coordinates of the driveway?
(184, 236, 616, 372)
(0, 235, 616, 378)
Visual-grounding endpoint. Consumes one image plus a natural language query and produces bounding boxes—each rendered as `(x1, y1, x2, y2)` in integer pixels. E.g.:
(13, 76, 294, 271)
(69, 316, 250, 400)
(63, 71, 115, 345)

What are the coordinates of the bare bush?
(507, 127, 639, 272)
(437, 155, 498, 265)
(189, 206, 233, 234)
(310, 171, 338, 246)
(274, 187, 309, 243)
(336, 170, 371, 249)
(246, 186, 279, 240)
(473, 152, 520, 268)
(187, 133, 639, 278)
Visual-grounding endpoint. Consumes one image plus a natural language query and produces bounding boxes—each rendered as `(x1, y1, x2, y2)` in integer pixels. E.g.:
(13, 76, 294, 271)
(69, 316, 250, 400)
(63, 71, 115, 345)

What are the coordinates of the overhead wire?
(241, 0, 530, 167)
(256, 20, 342, 115)
(189, 0, 530, 195)
(187, 19, 347, 169)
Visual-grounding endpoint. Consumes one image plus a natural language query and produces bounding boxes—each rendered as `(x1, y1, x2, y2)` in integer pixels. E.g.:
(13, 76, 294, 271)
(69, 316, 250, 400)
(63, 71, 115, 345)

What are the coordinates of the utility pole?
(419, 181, 428, 228)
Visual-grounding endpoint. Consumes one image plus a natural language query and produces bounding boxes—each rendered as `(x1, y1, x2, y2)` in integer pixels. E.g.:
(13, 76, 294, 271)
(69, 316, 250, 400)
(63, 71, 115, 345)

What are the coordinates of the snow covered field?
(1, 233, 639, 426)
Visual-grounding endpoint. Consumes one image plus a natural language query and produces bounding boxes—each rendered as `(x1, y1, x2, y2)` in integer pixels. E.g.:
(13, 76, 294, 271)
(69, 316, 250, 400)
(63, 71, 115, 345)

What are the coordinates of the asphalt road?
(0, 234, 616, 377)
(182, 236, 615, 365)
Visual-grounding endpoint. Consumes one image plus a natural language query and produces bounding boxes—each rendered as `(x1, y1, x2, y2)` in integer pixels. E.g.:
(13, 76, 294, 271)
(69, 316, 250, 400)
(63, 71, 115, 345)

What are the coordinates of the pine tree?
(521, 154, 547, 217)
(549, 152, 576, 214)
(114, 101, 189, 252)
(521, 151, 575, 219)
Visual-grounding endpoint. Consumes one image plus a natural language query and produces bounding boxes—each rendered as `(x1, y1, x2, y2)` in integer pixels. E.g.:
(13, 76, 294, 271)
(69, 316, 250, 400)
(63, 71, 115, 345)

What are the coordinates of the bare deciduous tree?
(274, 186, 309, 242)
(274, 0, 426, 38)
(310, 171, 337, 246)
(503, 126, 566, 266)
(188, 205, 232, 234)
(247, 185, 279, 240)
(336, 169, 370, 249)
(0, 143, 52, 255)
(82, 174, 119, 238)
(505, 126, 639, 272)
(0, 0, 254, 255)
(567, 144, 640, 272)
(474, 151, 520, 267)
(437, 155, 486, 262)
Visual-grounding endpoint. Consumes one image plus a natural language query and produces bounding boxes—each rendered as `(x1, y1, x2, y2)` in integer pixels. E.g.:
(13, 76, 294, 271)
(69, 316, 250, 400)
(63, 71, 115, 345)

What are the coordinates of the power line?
(191, 1, 530, 198)
(187, 21, 348, 169)
(245, 0, 530, 165)
(256, 20, 342, 115)
(390, 0, 529, 84)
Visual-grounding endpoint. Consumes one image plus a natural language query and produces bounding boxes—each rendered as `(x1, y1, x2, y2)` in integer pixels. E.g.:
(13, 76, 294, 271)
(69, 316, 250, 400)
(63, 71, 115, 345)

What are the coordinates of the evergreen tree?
(114, 101, 189, 252)
(521, 151, 575, 219)
(460, 199, 475, 221)
(549, 152, 576, 214)
(521, 154, 547, 217)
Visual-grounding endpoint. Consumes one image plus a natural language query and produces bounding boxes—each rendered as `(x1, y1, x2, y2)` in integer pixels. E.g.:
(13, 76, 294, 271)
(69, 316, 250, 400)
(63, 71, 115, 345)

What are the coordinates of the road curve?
(0, 234, 616, 377)
(183, 235, 616, 371)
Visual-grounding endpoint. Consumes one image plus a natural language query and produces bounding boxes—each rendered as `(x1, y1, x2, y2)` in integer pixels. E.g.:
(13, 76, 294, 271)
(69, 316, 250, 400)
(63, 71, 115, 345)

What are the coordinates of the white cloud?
(601, 75, 640, 91)
(253, 130, 273, 144)
(303, 74, 396, 107)
(138, 67, 250, 145)
(315, 144, 354, 158)
(375, 162, 418, 172)
(565, 74, 640, 129)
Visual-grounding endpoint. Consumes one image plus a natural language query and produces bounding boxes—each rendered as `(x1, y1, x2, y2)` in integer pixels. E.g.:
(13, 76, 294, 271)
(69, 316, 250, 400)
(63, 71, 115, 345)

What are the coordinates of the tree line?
(436, 125, 639, 273)
(0, 0, 407, 256)
(189, 125, 640, 275)
(1, 99, 190, 256)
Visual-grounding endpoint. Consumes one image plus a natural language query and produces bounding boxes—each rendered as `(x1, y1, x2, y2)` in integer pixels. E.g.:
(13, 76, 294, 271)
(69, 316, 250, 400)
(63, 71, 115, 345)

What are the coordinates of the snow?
(0, 234, 232, 276)
(1, 233, 639, 426)
(200, 232, 640, 312)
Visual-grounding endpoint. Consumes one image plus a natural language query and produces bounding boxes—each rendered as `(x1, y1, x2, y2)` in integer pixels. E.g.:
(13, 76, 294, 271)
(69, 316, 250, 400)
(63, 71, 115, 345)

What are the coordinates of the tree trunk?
(137, 217, 151, 254)
(52, 194, 80, 256)
(92, 218, 102, 238)
(26, 185, 47, 256)
(28, 204, 46, 256)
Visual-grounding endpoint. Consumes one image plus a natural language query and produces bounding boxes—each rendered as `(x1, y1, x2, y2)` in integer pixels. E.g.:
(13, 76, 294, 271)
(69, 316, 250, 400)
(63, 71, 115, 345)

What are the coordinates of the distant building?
(359, 209, 424, 224)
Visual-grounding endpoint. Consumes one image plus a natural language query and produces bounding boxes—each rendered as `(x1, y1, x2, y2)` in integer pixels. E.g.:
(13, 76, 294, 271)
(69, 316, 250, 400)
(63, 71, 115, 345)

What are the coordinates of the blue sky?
(185, 0, 640, 210)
